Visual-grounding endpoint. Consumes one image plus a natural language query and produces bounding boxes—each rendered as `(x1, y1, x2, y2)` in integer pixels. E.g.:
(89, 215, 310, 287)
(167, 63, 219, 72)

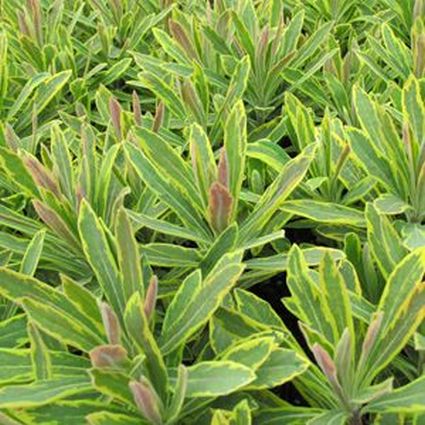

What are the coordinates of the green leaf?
(138, 71, 186, 121)
(0, 147, 39, 196)
(245, 247, 345, 272)
(135, 127, 204, 210)
(247, 348, 309, 390)
(78, 200, 125, 317)
(200, 223, 238, 276)
(220, 335, 276, 370)
(87, 411, 144, 425)
(286, 246, 335, 343)
(291, 22, 333, 68)
(365, 375, 425, 413)
(124, 293, 168, 401)
(224, 101, 247, 219)
(125, 143, 211, 241)
(7, 73, 49, 120)
(402, 75, 425, 147)
(185, 361, 255, 398)
(0, 268, 104, 351)
(239, 143, 317, 243)
(365, 203, 408, 278)
(319, 255, 354, 343)
(129, 211, 207, 243)
(347, 128, 395, 193)
(115, 208, 144, 300)
(374, 194, 412, 215)
(22, 297, 101, 352)
(28, 321, 52, 381)
(308, 410, 348, 425)
(378, 248, 425, 333)
(0, 348, 32, 384)
(160, 252, 245, 354)
(0, 376, 91, 409)
(0, 315, 27, 348)
(20, 229, 45, 276)
(141, 243, 201, 268)
(189, 124, 217, 206)
(89, 368, 134, 406)
(255, 406, 322, 424)
(281, 200, 365, 227)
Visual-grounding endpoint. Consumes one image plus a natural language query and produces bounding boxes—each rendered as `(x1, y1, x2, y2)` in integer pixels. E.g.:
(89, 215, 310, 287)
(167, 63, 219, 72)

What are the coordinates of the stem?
(350, 409, 363, 425)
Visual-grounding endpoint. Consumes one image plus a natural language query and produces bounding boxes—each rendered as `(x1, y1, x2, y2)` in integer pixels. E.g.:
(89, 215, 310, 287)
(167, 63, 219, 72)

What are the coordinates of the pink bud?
(23, 154, 60, 197)
(109, 96, 122, 139)
(129, 379, 163, 425)
(361, 312, 383, 358)
(90, 344, 128, 368)
(99, 302, 121, 345)
(217, 149, 229, 188)
(144, 275, 158, 321)
(152, 102, 164, 133)
(208, 182, 233, 233)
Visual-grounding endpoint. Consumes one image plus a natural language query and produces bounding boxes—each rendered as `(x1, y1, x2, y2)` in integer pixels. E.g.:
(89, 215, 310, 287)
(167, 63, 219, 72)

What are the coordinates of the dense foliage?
(0, 0, 424, 424)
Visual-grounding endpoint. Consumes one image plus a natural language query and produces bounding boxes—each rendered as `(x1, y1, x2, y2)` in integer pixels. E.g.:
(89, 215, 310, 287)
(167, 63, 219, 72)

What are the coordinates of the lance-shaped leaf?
(246, 348, 309, 390)
(378, 248, 425, 333)
(124, 293, 168, 401)
(115, 207, 144, 300)
(220, 335, 276, 370)
(224, 101, 246, 219)
(33, 201, 80, 253)
(0, 315, 28, 348)
(184, 361, 255, 397)
(125, 143, 211, 241)
(200, 223, 238, 276)
(28, 322, 52, 381)
(134, 127, 204, 210)
(90, 368, 134, 406)
(210, 56, 251, 144)
(286, 246, 335, 343)
(78, 200, 126, 317)
(20, 229, 45, 276)
(402, 75, 425, 149)
(0, 268, 104, 351)
(50, 124, 74, 205)
(319, 255, 354, 344)
(0, 348, 32, 384)
(0, 376, 91, 409)
(189, 123, 217, 206)
(239, 143, 317, 243)
(138, 71, 186, 121)
(365, 203, 408, 278)
(87, 411, 143, 425)
(365, 375, 425, 413)
(0, 147, 39, 196)
(281, 200, 365, 227)
(160, 251, 245, 354)
(166, 365, 188, 423)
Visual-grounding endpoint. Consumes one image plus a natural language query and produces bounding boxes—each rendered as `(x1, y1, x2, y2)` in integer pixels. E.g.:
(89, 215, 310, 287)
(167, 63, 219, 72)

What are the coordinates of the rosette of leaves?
(133, 0, 337, 127)
(0, 0, 172, 138)
(356, 6, 425, 85)
(0, 203, 309, 424)
(347, 76, 425, 248)
(270, 93, 375, 240)
(255, 244, 425, 424)
(123, 98, 350, 289)
(0, 117, 131, 279)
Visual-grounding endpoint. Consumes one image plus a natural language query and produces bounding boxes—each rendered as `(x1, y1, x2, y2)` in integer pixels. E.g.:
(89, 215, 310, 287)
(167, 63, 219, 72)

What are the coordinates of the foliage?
(0, 0, 424, 424)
